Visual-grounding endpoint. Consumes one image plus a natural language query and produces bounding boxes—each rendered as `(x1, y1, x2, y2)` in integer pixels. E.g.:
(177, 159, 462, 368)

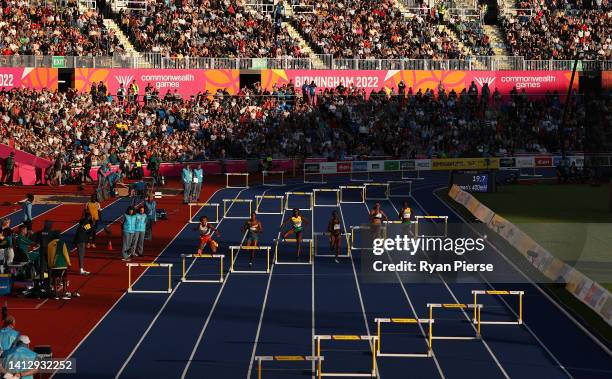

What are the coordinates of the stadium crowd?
(1, 80, 601, 183)
(293, 0, 465, 59)
(502, 0, 612, 60)
(0, 0, 123, 56)
(118, 0, 307, 58)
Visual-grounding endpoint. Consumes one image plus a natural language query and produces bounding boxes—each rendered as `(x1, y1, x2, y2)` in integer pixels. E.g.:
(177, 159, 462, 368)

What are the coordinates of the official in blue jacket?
(121, 207, 136, 261)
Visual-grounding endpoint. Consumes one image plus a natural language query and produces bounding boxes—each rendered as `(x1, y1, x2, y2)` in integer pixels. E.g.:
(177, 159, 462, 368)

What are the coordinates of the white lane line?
(245, 183, 312, 379)
(116, 186, 253, 379)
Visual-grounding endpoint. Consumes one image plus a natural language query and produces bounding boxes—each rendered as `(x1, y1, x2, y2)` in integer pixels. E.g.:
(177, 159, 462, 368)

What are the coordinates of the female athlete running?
(242, 212, 263, 267)
(281, 208, 310, 259)
(197, 216, 220, 254)
(327, 211, 342, 263)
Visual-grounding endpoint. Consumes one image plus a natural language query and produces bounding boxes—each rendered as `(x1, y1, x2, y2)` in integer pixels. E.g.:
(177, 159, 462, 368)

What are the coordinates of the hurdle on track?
(349, 225, 378, 250)
(472, 290, 524, 325)
(339, 186, 365, 204)
(313, 189, 340, 207)
(188, 202, 220, 223)
(350, 170, 373, 182)
(274, 237, 313, 265)
(225, 173, 249, 188)
(313, 231, 351, 257)
(427, 303, 483, 339)
(255, 195, 285, 215)
(229, 246, 271, 274)
(382, 220, 417, 238)
(223, 198, 253, 219)
(285, 192, 314, 211)
(388, 180, 412, 197)
(414, 215, 449, 237)
(375, 318, 434, 358)
(401, 168, 424, 181)
(262, 170, 285, 186)
(314, 335, 378, 378)
(180, 254, 224, 283)
(303, 170, 326, 184)
(364, 182, 390, 200)
(255, 356, 324, 379)
(127, 262, 173, 294)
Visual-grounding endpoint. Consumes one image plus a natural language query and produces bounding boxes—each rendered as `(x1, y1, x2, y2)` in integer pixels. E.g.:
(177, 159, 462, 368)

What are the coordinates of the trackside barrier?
(127, 262, 173, 293)
(180, 254, 224, 283)
(375, 318, 434, 357)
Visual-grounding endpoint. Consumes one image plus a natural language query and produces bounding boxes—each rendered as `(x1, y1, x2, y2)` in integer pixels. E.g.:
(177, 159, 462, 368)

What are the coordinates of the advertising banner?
(352, 161, 368, 172)
(304, 163, 320, 173)
(499, 157, 516, 168)
(431, 158, 499, 171)
(384, 161, 400, 171)
(337, 162, 352, 172)
(75, 68, 240, 96)
(319, 162, 338, 174)
(368, 161, 385, 172)
(262, 70, 575, 97)
(516, 156, 534, 168)
(0, 68, 58, 91)
(534, 155, 553, 167)
(415, 159, 432, 171)
(400, 160, 415, 171)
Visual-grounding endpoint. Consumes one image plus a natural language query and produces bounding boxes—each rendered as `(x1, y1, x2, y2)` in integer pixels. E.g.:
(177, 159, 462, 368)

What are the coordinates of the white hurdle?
(285, 192, 314, 211)
(262, 170, 285, 186)
(226, 173, 249, 188)
(313, 189, 340, 207)
(223, 198, 253, 219)
(255, 195, 285, 215)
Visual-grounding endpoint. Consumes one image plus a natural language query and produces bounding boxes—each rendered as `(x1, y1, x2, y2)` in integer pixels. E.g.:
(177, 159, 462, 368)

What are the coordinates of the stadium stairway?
(282, 21, 327, 69)
(484, 24, 511, 57)
(102, 18, 142, 57)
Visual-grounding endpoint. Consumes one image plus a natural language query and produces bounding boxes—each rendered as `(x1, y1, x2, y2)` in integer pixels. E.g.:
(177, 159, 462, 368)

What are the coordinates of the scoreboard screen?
(451, 171, 495, 193)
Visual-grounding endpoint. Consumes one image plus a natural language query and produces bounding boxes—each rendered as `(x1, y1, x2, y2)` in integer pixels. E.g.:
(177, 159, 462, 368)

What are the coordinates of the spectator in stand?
(85, 194, 101, 248)
(2, 152, 14, 185)
(0, 315, 18, 355)
(182, 165, 193, 204)
(73, 210, 92, 276)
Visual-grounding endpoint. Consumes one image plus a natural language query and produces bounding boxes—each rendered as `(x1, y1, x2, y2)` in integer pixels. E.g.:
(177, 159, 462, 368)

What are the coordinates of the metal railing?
(0, 54, 611, 71)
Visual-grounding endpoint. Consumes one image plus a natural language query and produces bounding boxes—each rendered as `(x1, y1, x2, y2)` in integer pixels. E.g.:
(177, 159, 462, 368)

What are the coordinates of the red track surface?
(0, 181, 222, 357)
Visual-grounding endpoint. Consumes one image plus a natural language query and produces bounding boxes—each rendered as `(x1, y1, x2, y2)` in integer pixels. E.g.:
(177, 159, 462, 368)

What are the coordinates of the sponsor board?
(384, 161, 400, 171)
(368, 161, 385, 172)
(352, 161, 368, 172)
(570, 156, 584, 168)
(319, 162, 337, 174)
(400, 160, 415, 171)
(337, 162, 352, 172)
(499, 157, 516, 168)
(515, 156, 534, 168)
(415, 159, 432, 171)
(431, 158, 499, 171)
(534, 155, 553, 167)
(0, 68, 58, 91)
(304, 163, 320, 173)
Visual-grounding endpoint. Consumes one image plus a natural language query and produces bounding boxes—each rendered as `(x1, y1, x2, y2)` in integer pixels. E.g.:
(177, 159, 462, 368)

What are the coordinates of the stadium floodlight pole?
(559, 51, 582, 159)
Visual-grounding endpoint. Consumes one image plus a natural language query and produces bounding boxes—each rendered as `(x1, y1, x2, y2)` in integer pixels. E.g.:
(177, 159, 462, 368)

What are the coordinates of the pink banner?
(75, 68, 240, 96)
(0, 68, 58, 91)
(0, 144, 52, 185)
(262, 70, 575, 97)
